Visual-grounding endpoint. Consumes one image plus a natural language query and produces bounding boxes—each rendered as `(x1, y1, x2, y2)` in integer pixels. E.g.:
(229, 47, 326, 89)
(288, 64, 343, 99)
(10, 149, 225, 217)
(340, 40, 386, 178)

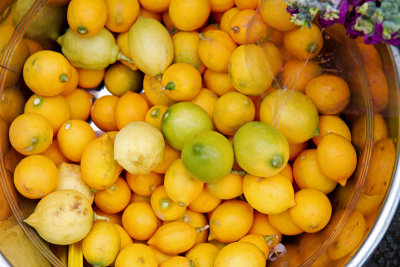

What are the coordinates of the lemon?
(56, 163, 94, 204)
(228, 44, 273, 96)
(114, 121, 165, 174)
(57, 28, 130, 70)
(260, 89, 319, 144)
(81, 133, 121, 191)
(214, 242, 265, 267)
(82, 221, 120, 267)
(186, 243, 219, 267)
(151, 185, 187, 221)
(181, 130, 234, 183)
(243, 173, 296, 214)
(233, 121, 289, 177)
(115, 243, 158, 267)
(161, 102, 213, 151)
(209, 199, 253, 243)
(147, 221, 197, 254)
(14, 0, 66, 40)
(164, 159, 204, 207)
(24, 190, 94, 245)
(128, 17, 174, 77)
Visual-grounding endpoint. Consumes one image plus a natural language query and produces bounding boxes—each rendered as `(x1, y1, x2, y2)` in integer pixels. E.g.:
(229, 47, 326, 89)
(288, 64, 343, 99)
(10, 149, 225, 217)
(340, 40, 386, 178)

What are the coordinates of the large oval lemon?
(260, 89, 319, 144)
(24, 190, 93, 245)
(57, 28, 124, 70)
(228, 44, 273, 96)
(114, 121, 165, 174)
(233, 121, 289, 177)
(128, 17, 173, 77)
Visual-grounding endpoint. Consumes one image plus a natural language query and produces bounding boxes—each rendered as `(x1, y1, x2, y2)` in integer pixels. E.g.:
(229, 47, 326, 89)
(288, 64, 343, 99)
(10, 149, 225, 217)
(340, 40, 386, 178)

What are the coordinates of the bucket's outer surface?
(0, 1, 399, 267)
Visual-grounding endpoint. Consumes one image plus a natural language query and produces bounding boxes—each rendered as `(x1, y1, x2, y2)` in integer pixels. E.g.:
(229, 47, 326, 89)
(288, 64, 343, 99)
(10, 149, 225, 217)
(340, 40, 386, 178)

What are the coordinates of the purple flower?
(363, 23, 383, 44)
(319, 0, 350, 27)
(345, 8, 364, 38)
(348, 0, 365, 6)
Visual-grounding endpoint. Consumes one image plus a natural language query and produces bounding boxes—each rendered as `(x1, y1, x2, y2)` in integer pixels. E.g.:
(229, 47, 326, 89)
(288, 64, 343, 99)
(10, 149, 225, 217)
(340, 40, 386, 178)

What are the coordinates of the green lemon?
(233, 121, 289, 177)
(181, 130, 234, 183)
(161, 102, 213, 150)
(57, 28, 131, 70)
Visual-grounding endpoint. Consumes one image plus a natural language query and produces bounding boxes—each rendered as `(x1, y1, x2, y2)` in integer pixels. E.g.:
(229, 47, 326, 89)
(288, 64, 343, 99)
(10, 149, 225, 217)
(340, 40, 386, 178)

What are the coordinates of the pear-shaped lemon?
(114, 121, 165, 174)
(81, 133, 122, 191)
(128, 17, 174, 77)
(57, 28, 130, 70)
(56, 163, 94, 204)
(24, 190, 94, 245)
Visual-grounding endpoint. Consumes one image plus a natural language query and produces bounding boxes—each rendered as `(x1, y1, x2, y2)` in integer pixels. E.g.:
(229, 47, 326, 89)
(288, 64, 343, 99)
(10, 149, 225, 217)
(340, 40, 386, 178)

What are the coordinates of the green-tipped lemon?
(233, 121, 289, 177)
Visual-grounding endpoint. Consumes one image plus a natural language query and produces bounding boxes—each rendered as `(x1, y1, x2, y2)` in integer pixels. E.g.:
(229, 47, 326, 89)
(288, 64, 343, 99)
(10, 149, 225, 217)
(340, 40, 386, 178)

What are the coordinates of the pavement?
(366, 205, 400, 266)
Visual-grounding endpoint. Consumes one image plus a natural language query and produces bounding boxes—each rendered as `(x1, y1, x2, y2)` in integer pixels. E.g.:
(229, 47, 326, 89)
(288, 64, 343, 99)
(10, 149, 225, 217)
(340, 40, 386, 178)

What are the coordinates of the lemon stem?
(230, 169, 246, 176)
(159, 198, 171, 210)
(109, 185, 116, 191)
(93, 213, 109, 222)
(164, 81, 175, 90)
(59, 73, 69, 83)
(117, 52, 134, 64)
(231, 26, 240, 33)
(196, 225, 210, 233)
(90, 188, 98, 194)
(77, 26, 88, 35)
(271, 155, 284, 168)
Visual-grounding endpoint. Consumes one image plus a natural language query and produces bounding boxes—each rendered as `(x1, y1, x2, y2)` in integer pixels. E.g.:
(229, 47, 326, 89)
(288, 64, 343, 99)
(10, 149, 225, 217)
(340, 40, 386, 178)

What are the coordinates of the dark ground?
(365, 206, 400, 267)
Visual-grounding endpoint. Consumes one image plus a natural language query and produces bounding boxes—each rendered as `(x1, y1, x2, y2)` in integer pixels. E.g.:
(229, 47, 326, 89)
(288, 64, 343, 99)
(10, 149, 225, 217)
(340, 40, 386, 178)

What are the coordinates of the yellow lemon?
(185, 243, 219, 267)
(260, 89, 319, 144)
(209, 199, 253, 243)
(164, 159, 204, 207)
(214, 242, 265, 267)
(289, 188, 332, 233)
(147, 221, 197, 254)
(82, 221, 120, 267)
(243, 173, 295, 214)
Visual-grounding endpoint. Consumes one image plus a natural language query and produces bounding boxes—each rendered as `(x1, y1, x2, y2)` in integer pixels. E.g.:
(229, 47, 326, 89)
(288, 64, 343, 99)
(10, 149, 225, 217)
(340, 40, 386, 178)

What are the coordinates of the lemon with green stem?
(161, 102, 213, 151)
(57, 28, 132, 70)
(233, 121, 289, 178)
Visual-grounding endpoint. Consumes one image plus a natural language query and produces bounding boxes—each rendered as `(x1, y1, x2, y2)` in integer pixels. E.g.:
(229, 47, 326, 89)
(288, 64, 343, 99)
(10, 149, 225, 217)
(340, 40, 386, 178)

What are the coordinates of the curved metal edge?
(346, 45, 400, 267)
(0, 252, 11, 267)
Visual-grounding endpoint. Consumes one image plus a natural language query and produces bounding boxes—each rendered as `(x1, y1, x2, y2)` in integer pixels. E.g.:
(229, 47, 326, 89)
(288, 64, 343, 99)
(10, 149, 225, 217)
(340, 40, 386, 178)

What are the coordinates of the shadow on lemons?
(181, 130, 234, 183)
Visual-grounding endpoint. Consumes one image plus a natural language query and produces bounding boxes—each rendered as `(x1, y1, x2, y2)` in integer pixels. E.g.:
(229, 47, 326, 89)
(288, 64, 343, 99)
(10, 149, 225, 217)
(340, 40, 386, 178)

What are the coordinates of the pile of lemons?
(1, 0, 395, 266)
